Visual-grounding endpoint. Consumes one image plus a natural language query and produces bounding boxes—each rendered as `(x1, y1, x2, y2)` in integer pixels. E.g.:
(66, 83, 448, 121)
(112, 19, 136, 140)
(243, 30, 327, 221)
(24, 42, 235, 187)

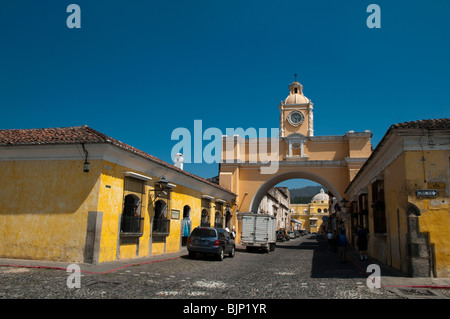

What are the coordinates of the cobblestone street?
(2, 234, 449, 301)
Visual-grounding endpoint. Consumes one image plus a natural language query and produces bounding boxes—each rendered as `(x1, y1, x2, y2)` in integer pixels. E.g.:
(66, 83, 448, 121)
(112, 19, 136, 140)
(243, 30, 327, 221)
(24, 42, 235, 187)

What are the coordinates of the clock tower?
(279, 79, 314, 138)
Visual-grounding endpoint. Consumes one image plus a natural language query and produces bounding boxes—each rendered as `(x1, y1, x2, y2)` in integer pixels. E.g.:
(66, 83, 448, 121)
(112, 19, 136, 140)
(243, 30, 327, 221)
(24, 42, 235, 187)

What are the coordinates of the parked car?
(187, 227, 235, 261)
(276, 230, 287, 242)
(288, 231, 296, 239)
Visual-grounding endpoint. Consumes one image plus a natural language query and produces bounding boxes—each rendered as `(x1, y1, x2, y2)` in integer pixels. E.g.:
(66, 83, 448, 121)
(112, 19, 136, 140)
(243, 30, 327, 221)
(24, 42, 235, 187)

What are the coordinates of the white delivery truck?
(241, 213, 276, 252)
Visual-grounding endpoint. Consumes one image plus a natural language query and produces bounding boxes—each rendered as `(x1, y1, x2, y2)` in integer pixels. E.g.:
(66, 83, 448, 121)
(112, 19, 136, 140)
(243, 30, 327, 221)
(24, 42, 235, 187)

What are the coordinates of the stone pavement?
(1, 239, 449, 298)
(0, 249, 187, 275)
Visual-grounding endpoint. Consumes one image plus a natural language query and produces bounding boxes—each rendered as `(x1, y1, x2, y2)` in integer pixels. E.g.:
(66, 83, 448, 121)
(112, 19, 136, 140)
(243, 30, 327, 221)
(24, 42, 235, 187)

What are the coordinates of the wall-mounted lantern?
(153, 177, 176, 199)
(82, 143, 90, 172)
(340, 198, 349, 209)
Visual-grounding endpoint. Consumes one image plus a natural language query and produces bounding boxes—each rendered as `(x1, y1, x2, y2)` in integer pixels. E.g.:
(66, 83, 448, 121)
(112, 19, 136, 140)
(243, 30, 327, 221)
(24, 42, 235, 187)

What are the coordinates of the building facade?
(290, 189, 330, 233)
(0, 126, 236, 263)
(346, 119, 450, 277)
(257, 187, 291, 231)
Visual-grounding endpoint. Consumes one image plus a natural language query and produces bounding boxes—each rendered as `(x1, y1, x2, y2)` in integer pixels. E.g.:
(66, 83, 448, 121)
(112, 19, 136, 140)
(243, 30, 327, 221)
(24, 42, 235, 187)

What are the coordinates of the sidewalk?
(0, 248, 189, 275)
(342, 242, 450, 289)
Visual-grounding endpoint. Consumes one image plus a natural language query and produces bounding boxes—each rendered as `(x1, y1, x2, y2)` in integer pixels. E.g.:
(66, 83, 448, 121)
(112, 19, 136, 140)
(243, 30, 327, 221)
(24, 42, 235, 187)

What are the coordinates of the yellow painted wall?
(97, 161, 124, 262)
(0, 157, 235, 264)
(167, 184, 202, 253)
(97, 161, 235, 262)
(405, 151, 450, 277)
(348, 136, 372, 158)
(304, 141, 349, 161)
(366, 150, 450, 277)
(222, 135, 371, 164)
(0, 159, 102, 262)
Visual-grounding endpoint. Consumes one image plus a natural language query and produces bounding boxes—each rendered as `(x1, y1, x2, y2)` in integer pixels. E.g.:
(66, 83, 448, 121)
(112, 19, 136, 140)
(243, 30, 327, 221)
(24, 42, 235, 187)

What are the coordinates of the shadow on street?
(277, 236, 406, 279)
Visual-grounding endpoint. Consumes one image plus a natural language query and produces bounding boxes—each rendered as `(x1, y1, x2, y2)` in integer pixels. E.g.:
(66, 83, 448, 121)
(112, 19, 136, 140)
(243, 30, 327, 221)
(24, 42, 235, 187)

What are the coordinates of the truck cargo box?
(241, 213, 276, 252)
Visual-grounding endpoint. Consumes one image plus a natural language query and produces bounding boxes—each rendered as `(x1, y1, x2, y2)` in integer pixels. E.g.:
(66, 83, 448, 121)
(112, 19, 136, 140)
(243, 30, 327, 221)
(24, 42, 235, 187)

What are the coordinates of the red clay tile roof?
(390, 118, 450, 130)
(0, 125, 235, 196)
(0, 125, 106, 146)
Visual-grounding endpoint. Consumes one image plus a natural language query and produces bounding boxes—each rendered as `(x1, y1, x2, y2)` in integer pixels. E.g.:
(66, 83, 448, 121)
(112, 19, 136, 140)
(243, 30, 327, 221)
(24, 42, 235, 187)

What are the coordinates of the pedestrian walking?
(327, 230, 333, 251)
(337, 230, 348, 262)
(356, 225, 369, 261)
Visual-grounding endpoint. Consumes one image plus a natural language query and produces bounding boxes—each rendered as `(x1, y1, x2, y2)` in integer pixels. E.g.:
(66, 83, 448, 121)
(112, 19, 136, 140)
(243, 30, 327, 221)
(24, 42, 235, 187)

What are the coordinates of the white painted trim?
(123, 171, 152, 182)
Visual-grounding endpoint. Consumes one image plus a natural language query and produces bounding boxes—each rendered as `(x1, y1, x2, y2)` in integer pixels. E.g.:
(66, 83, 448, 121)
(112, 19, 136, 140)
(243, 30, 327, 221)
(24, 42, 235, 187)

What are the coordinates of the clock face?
(288, 111, 304, 127)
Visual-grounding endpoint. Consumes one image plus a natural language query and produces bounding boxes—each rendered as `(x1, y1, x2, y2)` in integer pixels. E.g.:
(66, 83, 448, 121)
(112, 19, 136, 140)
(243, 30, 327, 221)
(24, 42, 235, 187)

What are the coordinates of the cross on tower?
(294, 73, 298, 81)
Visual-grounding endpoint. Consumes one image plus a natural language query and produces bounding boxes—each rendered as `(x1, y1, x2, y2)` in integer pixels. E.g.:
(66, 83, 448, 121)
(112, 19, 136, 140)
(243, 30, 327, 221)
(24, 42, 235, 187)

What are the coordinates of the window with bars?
(372, 180, 386, 233)
(153, 200, 170, 236)
(120, 176, 145, 235)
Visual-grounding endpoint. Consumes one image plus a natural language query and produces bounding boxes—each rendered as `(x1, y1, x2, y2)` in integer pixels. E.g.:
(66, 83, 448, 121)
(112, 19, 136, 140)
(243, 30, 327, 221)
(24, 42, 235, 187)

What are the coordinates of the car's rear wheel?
(229, 246, 235, 257)
(216, 248, 224, 261)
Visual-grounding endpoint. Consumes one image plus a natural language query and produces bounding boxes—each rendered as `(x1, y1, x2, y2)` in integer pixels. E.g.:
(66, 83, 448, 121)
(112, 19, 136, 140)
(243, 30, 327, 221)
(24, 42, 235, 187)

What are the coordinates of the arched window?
(215, 211, 223, 229)
(201, 209, 210, 227)
(153, 200, 170, 235)
(183, 205, 191, 219)
(123, 194, 140, 217)
(155, 200, 167, 219)
(121, 194, 142, 233)
(225, 211, 232, 229)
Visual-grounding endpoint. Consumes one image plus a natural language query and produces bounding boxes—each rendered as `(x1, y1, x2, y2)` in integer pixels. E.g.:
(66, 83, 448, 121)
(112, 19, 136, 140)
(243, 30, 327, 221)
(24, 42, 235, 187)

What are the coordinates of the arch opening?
(249, 171, 343, 214)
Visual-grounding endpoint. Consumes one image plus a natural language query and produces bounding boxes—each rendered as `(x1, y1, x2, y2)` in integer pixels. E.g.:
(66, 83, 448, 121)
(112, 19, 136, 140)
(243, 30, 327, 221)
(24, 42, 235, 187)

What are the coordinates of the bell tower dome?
(279, 76, 314, 138)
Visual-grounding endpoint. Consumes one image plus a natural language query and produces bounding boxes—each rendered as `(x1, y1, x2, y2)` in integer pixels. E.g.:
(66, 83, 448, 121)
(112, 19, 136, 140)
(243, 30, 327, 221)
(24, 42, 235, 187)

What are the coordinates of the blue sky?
(1, 1, 449, 188)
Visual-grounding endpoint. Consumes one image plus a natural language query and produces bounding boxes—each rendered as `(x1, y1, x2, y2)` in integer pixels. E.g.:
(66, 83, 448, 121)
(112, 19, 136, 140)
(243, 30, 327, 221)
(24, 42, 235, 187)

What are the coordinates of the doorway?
(181, 205, 191, 246)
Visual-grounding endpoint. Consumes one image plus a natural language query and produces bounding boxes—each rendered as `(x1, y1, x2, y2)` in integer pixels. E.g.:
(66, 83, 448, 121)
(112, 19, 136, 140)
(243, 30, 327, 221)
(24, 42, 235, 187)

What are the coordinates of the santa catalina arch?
(219, 79, 372, 228)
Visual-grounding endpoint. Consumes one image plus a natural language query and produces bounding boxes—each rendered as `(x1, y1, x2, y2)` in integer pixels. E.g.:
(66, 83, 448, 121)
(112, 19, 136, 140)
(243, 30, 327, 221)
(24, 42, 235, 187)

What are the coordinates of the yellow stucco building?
(290, 189, 331, 233)
(0, 126, 236, 263)
(346, 119, 450, 277)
